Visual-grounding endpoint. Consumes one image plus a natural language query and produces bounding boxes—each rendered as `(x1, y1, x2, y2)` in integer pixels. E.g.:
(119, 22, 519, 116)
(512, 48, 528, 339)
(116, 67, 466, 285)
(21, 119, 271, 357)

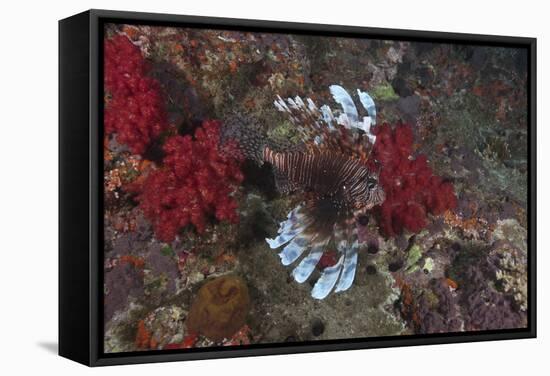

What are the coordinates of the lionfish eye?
(367, 177, 377, 190)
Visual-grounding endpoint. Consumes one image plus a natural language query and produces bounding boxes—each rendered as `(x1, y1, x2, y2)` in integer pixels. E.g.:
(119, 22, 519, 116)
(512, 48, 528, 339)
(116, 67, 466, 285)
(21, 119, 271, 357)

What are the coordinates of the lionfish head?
(362, 175, 385, 210)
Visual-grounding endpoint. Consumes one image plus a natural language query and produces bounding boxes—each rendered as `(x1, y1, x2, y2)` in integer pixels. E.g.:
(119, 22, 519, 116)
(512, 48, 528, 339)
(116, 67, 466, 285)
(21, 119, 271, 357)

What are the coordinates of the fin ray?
(330, 85, 359, 125)
(357, 89, 377, 125)
(273, 86, 377, 163)
(266, 205, 307, 248)
(311, 254, 344, 299)
(292, 238, 329, 283)
(279, 234, 310, 266)
(334, 239, 359, 293)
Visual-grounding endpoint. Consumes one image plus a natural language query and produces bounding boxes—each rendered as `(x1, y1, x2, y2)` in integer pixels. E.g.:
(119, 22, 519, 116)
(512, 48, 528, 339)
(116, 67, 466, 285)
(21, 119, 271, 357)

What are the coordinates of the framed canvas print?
(59, 9, 536, 366)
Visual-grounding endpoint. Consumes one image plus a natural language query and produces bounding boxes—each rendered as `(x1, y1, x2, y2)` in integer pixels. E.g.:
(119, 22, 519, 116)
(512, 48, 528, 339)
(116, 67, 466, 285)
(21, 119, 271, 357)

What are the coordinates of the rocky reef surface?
(102, 24, 528, 353)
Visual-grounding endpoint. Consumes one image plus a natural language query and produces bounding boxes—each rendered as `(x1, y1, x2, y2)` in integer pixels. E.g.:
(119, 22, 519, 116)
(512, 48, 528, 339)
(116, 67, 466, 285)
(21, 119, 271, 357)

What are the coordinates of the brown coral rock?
(186, 275, 250, 341)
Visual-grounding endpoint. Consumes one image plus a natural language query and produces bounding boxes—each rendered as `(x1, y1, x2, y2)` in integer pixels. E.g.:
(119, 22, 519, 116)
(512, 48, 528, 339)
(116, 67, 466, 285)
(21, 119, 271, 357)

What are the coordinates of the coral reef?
(102, 25, 529, 350)
(142, 243, 180, 301)
(104, 153, 152, 210)
(104, 35, 169, 154)
(492, 244, 528, 311)
(133, 120, 244, 242)
(460, 262, 526, 330)
(399, 277, 462, 334)
(396, 239, 527, 334)
(372, 123, 458, 236)
(186, 275, 250, 341)
(104, 259, 144, 323)
(135, 305, 187, 350)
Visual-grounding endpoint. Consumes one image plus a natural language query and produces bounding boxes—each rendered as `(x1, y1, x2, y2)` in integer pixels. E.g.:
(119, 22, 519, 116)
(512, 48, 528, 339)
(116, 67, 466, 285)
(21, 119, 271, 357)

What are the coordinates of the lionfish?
(222, 85, 385, 300)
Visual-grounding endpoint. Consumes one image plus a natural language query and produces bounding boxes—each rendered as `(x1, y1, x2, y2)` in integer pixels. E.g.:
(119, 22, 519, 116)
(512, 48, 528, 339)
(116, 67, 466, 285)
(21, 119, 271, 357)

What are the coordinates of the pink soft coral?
(371, 123, 457, 237)
(133, 120, 244, 242)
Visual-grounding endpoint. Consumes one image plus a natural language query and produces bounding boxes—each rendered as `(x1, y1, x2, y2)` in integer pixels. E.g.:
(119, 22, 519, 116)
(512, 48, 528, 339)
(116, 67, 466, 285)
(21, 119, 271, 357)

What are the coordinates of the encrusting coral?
(135, 306, 188, 350)
(460, 262, 525, 330)
(104, 260, 144, 323)
(488, 240, 528, 311)
(104, 35, 169, 154)
(132, 120, 244, 242)
(371, 123, 457, 236)
(186, 275, 250, 341)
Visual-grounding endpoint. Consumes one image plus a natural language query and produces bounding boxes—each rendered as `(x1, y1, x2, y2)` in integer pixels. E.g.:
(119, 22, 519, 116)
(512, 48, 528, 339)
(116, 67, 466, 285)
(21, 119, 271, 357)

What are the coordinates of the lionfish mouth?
(372, 187, 386, 207)
(361, 186, 386, 211)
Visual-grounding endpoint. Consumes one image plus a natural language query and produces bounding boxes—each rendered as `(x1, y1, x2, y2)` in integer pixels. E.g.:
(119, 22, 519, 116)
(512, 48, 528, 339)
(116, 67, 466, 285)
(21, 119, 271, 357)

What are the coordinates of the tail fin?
(220, 114, 267, 164)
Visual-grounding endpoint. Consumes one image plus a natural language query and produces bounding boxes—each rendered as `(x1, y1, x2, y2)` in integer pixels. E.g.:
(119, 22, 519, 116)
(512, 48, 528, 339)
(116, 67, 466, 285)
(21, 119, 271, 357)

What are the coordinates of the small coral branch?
(133, 120, 244, 242)
(104, 35, 169, 154)
(372, 123, 457, 236)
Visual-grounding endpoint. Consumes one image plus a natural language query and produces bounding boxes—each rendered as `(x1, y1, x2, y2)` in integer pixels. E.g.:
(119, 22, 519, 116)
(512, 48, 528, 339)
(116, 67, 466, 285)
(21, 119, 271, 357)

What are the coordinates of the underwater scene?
(102, 23, 529, 352)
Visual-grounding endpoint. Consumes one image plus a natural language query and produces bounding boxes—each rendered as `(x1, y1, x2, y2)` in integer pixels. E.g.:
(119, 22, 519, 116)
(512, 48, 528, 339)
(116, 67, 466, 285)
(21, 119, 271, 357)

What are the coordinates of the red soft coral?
(104, 35, 168, 154)
(134, 120, 244, 242)
(372, 123, 457, 237)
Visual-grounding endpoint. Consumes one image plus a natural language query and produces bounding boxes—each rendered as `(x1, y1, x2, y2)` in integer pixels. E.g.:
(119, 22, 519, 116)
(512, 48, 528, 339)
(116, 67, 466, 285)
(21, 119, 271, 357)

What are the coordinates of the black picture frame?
(59, 9, 537, 367)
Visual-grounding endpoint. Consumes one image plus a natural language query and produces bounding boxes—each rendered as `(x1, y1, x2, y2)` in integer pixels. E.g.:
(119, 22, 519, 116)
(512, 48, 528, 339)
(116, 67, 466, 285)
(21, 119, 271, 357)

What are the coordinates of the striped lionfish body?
(223, 85, 384, 299)
(263, 148, 384, 214)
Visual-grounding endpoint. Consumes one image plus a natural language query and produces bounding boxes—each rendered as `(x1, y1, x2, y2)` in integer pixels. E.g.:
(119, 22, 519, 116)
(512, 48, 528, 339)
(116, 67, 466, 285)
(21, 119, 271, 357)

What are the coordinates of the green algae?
(405, 244, 423, 273)
(267, 120, 301, 146)
(371, 83, 399, 101)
